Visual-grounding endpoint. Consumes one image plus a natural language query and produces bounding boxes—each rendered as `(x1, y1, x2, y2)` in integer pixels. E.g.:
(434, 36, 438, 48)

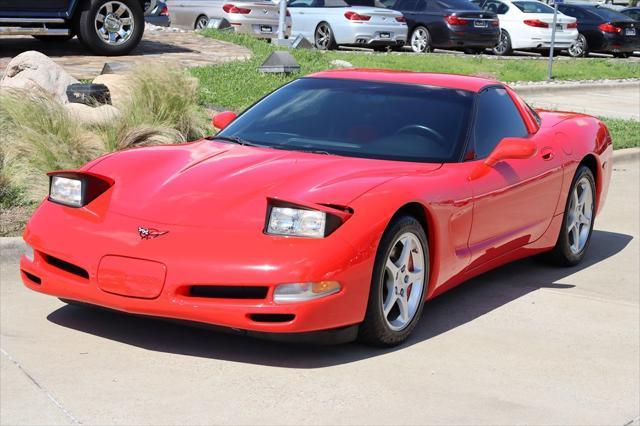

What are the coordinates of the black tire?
(359, 216, 429, 347)
(409, 26, 432, 53)
(195, 14, 209, 30)
(314, 22, 337, 50)
(76, 0, 145, 56)
(568, 34, 588, 58)
(542, 165, 596, 266)
(493, 29, 512, 56)
(33, 35, 75, 42)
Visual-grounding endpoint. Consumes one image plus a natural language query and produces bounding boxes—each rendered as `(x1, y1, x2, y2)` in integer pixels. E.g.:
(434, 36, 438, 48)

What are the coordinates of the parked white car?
(287, 0, 407, 50)
(168, 0, 290, 38)
(472, 0, 578, 55)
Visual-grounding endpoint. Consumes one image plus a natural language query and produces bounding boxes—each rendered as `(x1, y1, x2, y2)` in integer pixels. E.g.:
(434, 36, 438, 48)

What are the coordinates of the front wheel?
(568, 34, 588, 58)
(543, 165, 596, 266)
(359, 216, 429, 347)
(76, 0, 145, 56)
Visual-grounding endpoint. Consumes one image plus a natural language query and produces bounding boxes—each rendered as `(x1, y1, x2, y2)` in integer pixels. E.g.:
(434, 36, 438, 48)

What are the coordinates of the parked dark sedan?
(385, 0, 499, 53)
(145, 1, 171, 27)
(558, 3, 639, 58)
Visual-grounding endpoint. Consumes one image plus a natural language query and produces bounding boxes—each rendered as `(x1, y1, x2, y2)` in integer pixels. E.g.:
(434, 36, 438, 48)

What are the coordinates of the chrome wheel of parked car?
(94, 1, 135, 45)
(410, 26, 431, 53)
(568, 34, 588, 58)
(315, 22, 336, 50)
(195, 15, 209, 30)
(567, 176, 594, 255)
(382, 232, 426, 331)
(493, 29, 512, 56)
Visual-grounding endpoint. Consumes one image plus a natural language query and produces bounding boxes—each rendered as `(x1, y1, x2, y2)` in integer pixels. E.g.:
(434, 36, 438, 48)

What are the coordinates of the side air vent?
(249, 313, 295, 323)
(44, 255, 90, 280)
(22, 270, 42, 285)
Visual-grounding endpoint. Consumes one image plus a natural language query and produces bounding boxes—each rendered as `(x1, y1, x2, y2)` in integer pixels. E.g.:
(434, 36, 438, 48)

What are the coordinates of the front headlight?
(49, 176, 83, 207)
(267, 207, 327, 238)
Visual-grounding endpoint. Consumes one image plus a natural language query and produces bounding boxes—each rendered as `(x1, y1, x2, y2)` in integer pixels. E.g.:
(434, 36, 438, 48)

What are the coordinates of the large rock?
(0, 51, 79, 104)
(92, 73, 133, 110)
(65, 103, 121, 126)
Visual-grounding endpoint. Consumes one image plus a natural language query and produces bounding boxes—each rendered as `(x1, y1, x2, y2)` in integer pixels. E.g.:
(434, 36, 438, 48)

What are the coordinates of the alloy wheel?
(196, 16, 209, 30)
(94, 1, 135, 46)
(568, 35, 586, 57)
(410, 28, 429, 53)
(566, 176, 594, 255)
(381, 232, 426, 331)
(494, 31, 509, 55)
(315, 24, 331, 50)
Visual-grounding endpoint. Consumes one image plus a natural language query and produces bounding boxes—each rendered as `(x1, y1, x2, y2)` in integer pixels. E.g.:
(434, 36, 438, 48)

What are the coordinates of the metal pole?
(547, 1, 559, 81)
(277, 0, 286, 42)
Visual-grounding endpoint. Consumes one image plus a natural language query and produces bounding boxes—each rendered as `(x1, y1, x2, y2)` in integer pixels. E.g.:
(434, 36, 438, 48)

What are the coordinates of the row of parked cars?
(166, 0, 639, 56)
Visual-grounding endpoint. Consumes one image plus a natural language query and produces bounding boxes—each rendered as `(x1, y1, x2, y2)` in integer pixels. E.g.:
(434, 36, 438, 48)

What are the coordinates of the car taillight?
(160, 5, 169, 16)
(444, 15, 469, 25)
(344, 11, 371, 21)
(222, 3, 251, 14)
(490, 19, 499, 27)
(599, 23, 621, 33)
(395, 16, 406, 23)
(567, 21, 577, 29)
(523, 19, 549, 28)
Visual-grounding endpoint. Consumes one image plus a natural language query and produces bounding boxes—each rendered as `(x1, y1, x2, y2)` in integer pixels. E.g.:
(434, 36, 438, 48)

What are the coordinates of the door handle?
(541, 147, 554, 161)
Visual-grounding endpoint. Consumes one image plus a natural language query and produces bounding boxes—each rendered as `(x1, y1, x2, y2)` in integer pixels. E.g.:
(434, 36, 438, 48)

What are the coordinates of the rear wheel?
(359, 216, 429, 347)
(76, 0, 145, 56)
(195, 14, 209, 30)
(409, 26, 431, 53)
(568, 34, 588, 58)
(493, 29, 512, 56)
(314, 22, 337, 50)
(543, 165, 596, 266)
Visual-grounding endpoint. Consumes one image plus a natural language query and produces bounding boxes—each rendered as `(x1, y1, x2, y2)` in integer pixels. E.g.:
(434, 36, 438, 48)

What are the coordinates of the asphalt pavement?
(1, 152, 639, 425)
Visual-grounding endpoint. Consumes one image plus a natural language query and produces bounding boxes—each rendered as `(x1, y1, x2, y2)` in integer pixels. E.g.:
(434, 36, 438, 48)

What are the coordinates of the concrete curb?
(512, 80, 640, 96)
(613, 147, 640, 168)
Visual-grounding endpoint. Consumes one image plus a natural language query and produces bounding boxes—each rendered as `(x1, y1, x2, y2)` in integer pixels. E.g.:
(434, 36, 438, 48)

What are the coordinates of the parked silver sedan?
(288, 0, 407, 50)
(168, 0, 290, 38)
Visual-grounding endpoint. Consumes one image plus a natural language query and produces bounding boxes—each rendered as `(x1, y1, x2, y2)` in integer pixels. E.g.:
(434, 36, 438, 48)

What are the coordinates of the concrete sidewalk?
(1, 159, 639, 425)
(516, 82, 640, 121)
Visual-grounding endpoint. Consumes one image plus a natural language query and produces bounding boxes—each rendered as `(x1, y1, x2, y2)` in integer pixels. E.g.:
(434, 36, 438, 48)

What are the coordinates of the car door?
(288, 0, 320, 40)
(466, 86, 564, 268)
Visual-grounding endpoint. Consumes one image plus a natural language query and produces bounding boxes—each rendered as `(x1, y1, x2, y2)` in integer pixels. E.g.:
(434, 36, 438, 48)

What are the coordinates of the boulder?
(65, 103, 121, 126)
(0, 51, 79, 104)
(330, 59, 353, 69)
(92, 73, 133, 109)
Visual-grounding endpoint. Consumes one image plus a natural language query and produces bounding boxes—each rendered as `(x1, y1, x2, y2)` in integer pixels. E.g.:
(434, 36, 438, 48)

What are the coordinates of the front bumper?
(21, 200, 373, 337)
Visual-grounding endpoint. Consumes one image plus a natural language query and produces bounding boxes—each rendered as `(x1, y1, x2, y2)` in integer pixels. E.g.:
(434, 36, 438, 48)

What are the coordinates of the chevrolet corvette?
(20, 70, 613, 346)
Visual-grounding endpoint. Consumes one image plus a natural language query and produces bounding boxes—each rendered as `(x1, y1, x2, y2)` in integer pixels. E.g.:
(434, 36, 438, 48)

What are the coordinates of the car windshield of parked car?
(590, 6, 633, 21)
(512, 1, 553, 13)
(216, 78, 474, 163)
(438, 0, 482, 10)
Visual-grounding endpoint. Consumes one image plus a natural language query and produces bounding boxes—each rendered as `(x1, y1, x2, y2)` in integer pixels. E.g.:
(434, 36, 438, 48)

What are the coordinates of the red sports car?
(20, 70, 613, 346)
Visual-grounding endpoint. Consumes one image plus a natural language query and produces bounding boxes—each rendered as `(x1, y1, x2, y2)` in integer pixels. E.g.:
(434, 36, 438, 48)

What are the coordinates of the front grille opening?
(44, 255, 89, 280)
(22, 270, 41, 285)
(249, 313, 295, 323)
(189, 285, 268, 300)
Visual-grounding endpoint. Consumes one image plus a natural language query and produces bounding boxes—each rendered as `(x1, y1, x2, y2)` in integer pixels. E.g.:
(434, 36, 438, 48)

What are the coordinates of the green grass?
(193, 30, 640, 111)
(603, 118, 640, 149)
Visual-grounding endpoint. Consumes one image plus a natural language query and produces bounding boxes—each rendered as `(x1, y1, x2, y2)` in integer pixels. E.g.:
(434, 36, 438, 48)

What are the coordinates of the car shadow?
(47, 230, 632, 369)
(0, 37, 193, 59)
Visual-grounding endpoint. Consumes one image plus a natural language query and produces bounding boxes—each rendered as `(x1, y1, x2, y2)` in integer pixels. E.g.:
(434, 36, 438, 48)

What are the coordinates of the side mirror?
(212, 111, 237, 130)
(469, 137, 537, 181)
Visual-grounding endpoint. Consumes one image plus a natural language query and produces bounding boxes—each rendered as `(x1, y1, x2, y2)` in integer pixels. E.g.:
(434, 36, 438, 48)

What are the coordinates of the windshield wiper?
(212, 136, 262, 147)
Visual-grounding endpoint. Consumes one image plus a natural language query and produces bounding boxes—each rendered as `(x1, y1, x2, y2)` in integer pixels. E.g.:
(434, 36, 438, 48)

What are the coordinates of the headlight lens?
(23, 243, 34, 262)
(49, 176, 83, 207)
(274, 281, 341, 303)
(267, 207, 326, 238)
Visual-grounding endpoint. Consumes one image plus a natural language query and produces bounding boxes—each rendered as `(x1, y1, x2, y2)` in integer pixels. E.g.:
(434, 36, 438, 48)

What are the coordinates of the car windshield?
(512, 1, 554, 13)
(590, 6, 633, 21)
(216, 78, 474, 163)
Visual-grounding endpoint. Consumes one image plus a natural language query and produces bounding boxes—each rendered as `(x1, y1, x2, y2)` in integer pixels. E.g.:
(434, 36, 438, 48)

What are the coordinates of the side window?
(394, 0, 417, 10)
(470, 88, 529, 160)
(288, 0, 316, 7)
(483, 0, 507, 14)
(416, 0, 428, 11)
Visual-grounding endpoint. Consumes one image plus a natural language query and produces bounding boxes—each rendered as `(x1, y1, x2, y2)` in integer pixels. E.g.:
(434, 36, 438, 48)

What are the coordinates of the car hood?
(88, 140, 442, 228)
